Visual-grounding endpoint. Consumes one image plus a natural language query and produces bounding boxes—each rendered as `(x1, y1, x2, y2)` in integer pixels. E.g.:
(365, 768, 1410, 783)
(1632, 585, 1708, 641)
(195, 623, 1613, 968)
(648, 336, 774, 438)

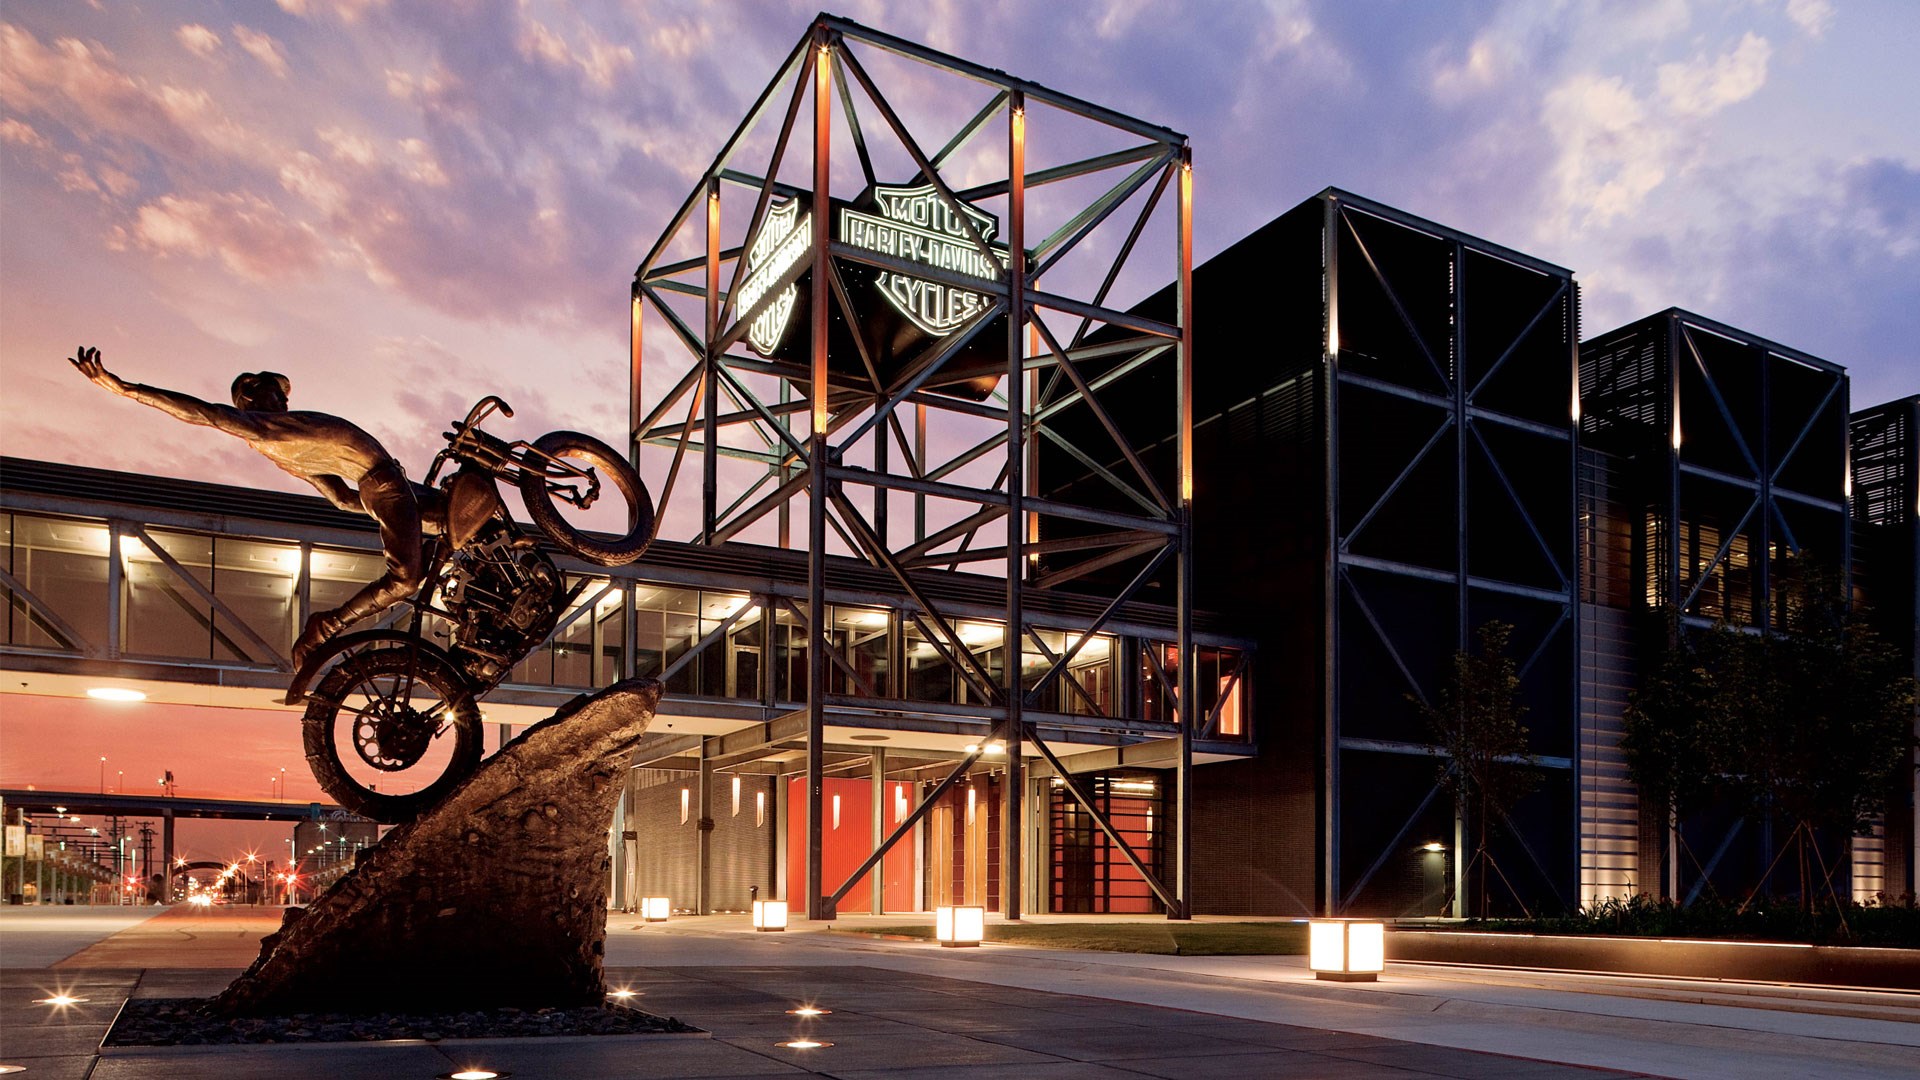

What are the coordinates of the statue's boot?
(290, 603, 372, 671)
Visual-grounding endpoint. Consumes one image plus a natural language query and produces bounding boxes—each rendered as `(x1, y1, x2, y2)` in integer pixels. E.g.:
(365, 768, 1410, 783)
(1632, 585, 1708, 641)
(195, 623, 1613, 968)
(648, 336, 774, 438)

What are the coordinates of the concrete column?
(162, 811, 174, 901)
(870, 749, 886, 914)
(697, 737, 713, 915)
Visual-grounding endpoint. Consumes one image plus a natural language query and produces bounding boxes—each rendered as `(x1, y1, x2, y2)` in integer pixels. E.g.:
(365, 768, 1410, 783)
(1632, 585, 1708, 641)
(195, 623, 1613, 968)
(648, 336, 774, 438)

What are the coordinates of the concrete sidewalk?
(4, 905, 1917, 1079)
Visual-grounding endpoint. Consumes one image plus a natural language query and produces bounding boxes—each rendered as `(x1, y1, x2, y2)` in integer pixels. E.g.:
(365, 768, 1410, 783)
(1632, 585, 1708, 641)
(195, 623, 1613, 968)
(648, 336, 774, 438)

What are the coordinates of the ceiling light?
(86, 687, 146, 702)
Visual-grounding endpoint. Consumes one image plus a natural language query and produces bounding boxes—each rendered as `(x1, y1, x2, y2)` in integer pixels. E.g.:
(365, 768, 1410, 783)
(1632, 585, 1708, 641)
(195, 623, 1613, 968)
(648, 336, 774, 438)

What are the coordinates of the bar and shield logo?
(736, 183, 1009, 361)
(840, 184, 1008, 336)
(739, 198, 809, 357)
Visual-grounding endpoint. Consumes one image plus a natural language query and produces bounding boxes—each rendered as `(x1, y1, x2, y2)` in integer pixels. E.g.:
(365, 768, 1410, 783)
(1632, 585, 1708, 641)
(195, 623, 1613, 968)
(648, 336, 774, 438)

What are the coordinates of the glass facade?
(0, 511, 1249, 742)
(5, 514, 109, 651)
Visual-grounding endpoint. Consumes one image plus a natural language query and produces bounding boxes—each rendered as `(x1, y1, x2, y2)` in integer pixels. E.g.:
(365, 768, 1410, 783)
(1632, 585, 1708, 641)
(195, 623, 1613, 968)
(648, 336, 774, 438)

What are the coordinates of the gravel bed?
(106, 998, 700, 1046)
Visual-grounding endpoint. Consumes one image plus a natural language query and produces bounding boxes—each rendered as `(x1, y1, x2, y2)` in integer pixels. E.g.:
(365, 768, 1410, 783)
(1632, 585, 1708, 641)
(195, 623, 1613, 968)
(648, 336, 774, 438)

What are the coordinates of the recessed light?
(86, 687, 146, 702)
(777, 1039, 832, 1049)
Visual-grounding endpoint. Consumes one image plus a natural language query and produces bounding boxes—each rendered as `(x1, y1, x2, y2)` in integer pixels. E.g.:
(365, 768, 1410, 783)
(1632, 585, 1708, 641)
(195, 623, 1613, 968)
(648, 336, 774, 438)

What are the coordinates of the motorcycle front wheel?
(519, 430, 655, 566)
(301, 644, 483, 824)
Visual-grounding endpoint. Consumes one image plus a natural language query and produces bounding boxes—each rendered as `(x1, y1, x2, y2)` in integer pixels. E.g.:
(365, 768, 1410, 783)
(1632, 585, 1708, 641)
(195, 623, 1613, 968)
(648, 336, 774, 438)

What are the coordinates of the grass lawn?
(841, 921, 1307, 955)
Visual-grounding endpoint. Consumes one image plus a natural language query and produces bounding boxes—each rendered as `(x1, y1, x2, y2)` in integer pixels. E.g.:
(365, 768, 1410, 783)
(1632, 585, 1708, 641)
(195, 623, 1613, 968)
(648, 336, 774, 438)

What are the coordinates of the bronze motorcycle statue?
(285, 396, 653, 822)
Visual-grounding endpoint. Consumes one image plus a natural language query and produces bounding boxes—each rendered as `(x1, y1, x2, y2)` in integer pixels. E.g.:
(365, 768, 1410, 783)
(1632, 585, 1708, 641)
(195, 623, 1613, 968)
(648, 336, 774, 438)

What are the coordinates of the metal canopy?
(630, 14, 1196, 920)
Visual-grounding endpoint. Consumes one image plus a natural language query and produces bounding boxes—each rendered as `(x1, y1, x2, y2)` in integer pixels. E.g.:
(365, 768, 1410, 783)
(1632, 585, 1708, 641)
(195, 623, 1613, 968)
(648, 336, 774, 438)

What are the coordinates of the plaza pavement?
(1, 905, 1916, 1079)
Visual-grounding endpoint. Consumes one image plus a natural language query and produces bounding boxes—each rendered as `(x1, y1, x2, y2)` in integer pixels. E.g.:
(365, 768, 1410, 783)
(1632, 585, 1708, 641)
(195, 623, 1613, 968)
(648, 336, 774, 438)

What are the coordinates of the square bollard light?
(640, 896, 671, 922)
(753, 899, 789, 932)
(935, 905, 985, 947)
(1308, 919, 1384, 981)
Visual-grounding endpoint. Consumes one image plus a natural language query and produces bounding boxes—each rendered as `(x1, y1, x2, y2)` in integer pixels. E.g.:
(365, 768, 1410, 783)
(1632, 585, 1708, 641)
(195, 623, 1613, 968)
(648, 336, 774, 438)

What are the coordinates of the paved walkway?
(4, 906, 1917, 1079)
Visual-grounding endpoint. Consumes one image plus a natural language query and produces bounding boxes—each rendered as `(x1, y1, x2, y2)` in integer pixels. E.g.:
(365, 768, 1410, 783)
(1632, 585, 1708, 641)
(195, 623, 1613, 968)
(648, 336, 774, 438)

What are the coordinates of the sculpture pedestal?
(213, 678, 660, 1016)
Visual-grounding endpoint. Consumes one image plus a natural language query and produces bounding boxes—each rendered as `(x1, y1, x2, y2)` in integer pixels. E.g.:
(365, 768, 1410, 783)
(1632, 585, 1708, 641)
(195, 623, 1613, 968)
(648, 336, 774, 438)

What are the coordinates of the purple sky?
(0, 2, 1915, 846)
(2, 0, 1913, 497)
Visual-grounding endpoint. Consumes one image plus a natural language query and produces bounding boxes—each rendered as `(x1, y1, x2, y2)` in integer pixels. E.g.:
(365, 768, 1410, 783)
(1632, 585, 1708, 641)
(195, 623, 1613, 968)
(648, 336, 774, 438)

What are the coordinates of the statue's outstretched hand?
(69, 346, 127, 394)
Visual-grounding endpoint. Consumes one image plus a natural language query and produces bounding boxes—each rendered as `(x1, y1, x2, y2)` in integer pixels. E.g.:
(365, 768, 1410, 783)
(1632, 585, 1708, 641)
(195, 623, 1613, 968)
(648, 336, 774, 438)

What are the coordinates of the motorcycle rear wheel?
(302, 645, 482, 824)
(519, 430, 655, 566)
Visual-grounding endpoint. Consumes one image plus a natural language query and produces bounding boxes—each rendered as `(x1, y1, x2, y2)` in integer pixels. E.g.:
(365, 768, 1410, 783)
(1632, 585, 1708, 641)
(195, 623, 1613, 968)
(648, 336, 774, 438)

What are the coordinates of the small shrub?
(1469, 892, 1919, 947)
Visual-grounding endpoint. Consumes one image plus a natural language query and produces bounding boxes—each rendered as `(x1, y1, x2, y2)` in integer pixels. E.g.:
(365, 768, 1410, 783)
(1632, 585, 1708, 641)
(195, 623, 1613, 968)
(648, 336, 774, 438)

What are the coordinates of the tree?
(1623, 558, 1917, 910)
(1759, 560, 1916, 903)
(1413, 621, 1539, 917)
(1620, 608, 1734, 825)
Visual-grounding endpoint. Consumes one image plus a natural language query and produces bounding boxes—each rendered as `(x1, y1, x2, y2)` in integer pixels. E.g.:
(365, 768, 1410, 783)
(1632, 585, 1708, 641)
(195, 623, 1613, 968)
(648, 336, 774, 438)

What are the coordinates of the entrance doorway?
(928, 779, 998, 908)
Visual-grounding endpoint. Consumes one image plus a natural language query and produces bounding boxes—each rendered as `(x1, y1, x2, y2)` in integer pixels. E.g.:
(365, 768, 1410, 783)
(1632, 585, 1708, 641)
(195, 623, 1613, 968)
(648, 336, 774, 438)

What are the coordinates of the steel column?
(703, 177, 721, 542)
(804, 27, 832, 921)
(1002, 91, 1027, 922)
(1453, 240, 1471, 911)
(1322, 195, 1341, 915)
(1172, 150, 1194, 920)
(641, 286, 656, 457)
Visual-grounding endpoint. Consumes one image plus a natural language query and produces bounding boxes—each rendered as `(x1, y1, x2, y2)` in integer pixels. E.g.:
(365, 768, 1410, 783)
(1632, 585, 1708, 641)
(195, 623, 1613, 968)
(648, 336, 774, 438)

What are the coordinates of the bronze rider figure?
(68, 346, 430, 668)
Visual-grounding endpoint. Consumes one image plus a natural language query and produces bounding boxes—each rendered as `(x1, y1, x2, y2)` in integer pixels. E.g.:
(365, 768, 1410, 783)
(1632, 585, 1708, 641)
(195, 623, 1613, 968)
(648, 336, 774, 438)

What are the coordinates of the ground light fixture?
(33, 994, 87, 1006)
(86, 687, 146, 702)
(935, 905, 985, 947)
(753, 899, 789, 931)
(0, 1065, 26, 1075)
(607, 987, 640, 1000)
(438, 1070, 509, 1080)
(786, 1005, 831, 1017)
(639, 896, 671, 922)
(1308, 919, 1385, 981)
(776, 1038, 833, 1049)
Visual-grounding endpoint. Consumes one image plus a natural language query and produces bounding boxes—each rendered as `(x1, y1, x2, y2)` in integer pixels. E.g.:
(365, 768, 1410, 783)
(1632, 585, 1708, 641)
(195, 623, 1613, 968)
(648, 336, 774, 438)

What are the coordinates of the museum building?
(2, 16, 1913, 920)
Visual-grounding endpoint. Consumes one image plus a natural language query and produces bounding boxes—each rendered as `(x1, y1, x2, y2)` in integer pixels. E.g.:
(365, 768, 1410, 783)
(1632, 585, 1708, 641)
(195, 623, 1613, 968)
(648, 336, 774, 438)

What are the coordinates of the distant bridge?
(1, 788, 373, 879)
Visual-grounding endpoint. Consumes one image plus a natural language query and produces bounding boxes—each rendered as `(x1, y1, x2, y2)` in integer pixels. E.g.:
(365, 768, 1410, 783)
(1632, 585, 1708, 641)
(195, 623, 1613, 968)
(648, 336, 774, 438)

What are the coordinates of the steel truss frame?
(1583, 310, 1852, 901)
(630, 15, 1195, 920)
(1319, 192, 1581, 917)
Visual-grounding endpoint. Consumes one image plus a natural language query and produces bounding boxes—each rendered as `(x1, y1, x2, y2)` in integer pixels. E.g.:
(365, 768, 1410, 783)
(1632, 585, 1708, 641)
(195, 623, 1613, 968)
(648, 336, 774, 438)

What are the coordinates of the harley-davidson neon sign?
(737, 184, 1007, 357)
(739, 199, 809, 356)
(842, 184, 1008, 335)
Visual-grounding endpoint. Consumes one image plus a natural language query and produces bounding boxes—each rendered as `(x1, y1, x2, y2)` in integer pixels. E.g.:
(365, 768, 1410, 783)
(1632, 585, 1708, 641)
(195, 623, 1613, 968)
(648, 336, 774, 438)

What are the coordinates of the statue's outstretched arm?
(68, 346, 261, 439)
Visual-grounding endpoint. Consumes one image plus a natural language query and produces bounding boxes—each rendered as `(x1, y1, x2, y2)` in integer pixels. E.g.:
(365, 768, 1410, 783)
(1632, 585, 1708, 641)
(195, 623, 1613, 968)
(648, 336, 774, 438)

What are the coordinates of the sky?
(1, 0, 1916, 859)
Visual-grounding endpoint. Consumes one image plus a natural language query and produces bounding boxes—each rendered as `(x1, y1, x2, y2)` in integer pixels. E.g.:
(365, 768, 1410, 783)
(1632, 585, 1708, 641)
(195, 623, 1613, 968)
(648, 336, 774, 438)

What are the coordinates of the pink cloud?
(120, 191, 324, 281)
(232, 25, 290, 79)
(175, 23, 222, 58)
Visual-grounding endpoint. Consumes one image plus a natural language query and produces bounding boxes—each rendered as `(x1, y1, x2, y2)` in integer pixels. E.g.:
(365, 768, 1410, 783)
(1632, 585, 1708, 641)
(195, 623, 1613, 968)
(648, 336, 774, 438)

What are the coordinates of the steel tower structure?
(629, 15, 1195, 919)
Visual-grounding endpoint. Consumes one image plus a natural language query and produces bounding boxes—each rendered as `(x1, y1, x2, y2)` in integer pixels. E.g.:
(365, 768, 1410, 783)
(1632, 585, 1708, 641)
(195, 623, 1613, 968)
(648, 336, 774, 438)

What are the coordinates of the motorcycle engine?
(440, 526, 563, 685)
